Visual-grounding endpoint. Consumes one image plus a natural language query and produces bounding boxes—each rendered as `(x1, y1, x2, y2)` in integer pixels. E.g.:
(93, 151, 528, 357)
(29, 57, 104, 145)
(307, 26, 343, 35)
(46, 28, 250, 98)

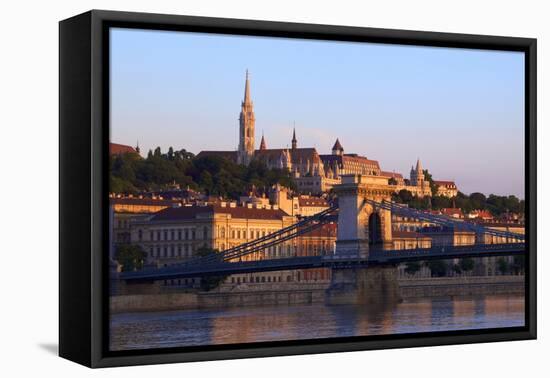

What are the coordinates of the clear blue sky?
(110, 28, 525, 198)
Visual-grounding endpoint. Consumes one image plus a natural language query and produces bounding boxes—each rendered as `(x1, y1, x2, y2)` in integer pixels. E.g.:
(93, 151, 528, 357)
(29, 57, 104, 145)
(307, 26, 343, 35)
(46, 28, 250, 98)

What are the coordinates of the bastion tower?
(238, 70, 256, 165)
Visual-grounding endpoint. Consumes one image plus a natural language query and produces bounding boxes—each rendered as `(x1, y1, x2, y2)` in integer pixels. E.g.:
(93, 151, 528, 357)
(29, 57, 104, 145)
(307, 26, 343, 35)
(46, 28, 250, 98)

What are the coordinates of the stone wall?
(110, 275, 525, 313)
(110, 292, 198, 313)
(110, 286, 327, 313)
(398, 275, 524, 299)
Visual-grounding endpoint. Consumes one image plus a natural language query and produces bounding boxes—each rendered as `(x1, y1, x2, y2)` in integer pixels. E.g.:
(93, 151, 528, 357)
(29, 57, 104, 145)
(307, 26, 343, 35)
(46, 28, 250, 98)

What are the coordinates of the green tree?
(394, 189, 413, 203)
(426, 260, 448, 277)
(196, 247, 227, 291)
(167, 146, 174, 160)
(469, 192, 487, 209)
(459, 258, 475, 273)
(404, 261, 421, 276)
(452, 264, 462, 275)
(115, 244, 147, 272)
(511, 255, 525, 275)
(432, 195, 452, 210)
(497, 257, 509, 275)
(423, 169, 438, 197)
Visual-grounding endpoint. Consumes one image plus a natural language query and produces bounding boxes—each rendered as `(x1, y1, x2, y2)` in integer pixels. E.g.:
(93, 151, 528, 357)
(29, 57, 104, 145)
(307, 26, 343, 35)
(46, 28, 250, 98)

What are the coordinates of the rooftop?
(149, 203, 289, 222)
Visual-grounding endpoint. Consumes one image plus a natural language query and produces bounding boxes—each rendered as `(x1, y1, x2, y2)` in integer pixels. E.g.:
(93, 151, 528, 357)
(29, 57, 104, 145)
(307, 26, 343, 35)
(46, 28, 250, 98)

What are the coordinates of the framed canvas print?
(59, 10, 537, 368)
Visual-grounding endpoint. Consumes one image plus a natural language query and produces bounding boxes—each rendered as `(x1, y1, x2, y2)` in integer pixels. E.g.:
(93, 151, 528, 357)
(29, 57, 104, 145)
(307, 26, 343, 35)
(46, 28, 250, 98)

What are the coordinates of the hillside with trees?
(391, 169, 524, 216)
(110, 147, 296, 199)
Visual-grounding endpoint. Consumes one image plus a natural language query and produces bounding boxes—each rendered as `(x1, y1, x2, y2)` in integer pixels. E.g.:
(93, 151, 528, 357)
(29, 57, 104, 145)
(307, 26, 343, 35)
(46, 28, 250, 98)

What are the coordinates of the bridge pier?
(327, 175, 400, 305)
(326, 265, 400, 305)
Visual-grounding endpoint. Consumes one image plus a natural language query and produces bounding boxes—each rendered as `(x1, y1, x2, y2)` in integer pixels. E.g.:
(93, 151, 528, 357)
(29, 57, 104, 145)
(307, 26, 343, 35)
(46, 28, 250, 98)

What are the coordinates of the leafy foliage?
(115, 244, 147, 272)
(459, 258, 475, 272)
(196, 246, 228, 291)
(404, 261, 421, 276)
(110, 147, 297, 198)
(391, 170, 524, 217)
(497, 257, 509, 274)
(425, 260, 448, 277)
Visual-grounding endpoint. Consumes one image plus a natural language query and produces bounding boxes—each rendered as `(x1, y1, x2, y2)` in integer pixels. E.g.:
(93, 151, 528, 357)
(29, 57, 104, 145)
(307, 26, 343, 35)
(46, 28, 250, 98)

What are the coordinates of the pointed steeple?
(332, 138, 344, 155)
(415, 158, 423, 173)
(260, 132, 267, 150)
(238, 69, 255, 165)
(291, 126, 297, 149)
(135, 140, 140, 154)
(244, 69, 252, 105)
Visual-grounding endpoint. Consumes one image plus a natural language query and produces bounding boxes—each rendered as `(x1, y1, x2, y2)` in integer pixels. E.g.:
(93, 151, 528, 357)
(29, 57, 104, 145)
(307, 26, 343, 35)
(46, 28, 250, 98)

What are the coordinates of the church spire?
(260, 132, 267, 150)
(292, 125, 297, 149)
(415, 158, 423, 173)
(332, 138, 344, 155)
(238, 69, 255, 165)
(244, 69, 252, 105)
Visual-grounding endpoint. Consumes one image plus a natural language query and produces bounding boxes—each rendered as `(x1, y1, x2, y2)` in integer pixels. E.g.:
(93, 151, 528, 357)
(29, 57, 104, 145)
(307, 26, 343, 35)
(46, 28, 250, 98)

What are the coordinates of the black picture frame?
(59, 9, 537, 368)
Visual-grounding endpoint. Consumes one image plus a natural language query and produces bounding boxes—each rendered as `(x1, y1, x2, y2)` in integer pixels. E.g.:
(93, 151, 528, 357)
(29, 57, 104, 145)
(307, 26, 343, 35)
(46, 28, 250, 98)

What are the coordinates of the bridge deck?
(121, 243, 525, 282)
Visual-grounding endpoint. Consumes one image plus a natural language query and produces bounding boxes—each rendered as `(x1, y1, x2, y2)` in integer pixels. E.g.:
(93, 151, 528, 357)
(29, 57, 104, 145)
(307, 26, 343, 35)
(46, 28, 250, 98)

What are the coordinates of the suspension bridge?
(121, 175, 525, 287)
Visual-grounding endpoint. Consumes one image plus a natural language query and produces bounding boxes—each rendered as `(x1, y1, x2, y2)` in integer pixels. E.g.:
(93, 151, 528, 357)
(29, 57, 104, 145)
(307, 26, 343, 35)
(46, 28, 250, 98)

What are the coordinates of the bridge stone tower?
(334, 174, 394, 257)
(327, 174, 400, 305)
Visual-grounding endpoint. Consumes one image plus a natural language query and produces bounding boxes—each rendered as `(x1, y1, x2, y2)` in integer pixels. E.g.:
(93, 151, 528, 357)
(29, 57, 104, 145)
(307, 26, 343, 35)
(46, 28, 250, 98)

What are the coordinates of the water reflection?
(110, 294, 525, 351)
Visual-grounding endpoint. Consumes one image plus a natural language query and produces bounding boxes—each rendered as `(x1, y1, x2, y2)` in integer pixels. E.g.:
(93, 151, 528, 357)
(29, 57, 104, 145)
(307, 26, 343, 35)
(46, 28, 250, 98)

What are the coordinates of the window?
(150, 230, 154, 241)
(184, 229, 189, 240)
(170, 245, 175, 257)
(177, 229, 182, 240)
(156, 246, 160, 257)
(191, 230, 196, 240)
(138, 229, 143, 241)
(177, 245, 182, 256)
(170, 229, 175, 240)
(156, 230, 161, 241)
(163, 230, 168, 240)
(163, 246, 167, 257)
(203, 226, 208, 240)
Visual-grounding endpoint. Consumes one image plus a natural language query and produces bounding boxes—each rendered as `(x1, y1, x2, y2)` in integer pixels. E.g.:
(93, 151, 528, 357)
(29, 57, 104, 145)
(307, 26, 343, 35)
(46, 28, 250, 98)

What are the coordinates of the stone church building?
(197, 71, 457, 197)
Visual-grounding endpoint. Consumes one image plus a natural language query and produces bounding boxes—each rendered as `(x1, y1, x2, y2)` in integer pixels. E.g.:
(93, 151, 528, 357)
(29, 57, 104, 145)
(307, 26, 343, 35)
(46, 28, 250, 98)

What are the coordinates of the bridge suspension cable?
(174, 205, 338, 267)
(363, 199, 525, 241)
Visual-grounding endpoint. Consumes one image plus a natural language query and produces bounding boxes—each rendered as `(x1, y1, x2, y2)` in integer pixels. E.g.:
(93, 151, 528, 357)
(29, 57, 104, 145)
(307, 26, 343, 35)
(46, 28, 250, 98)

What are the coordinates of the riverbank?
(110, 294, 525, 350)
(110, 275, 524, 313)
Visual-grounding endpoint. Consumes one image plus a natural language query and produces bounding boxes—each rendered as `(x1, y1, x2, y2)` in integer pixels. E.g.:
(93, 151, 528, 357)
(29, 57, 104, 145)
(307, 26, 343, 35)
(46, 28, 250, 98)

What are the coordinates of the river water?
(110, 294, 524, 351)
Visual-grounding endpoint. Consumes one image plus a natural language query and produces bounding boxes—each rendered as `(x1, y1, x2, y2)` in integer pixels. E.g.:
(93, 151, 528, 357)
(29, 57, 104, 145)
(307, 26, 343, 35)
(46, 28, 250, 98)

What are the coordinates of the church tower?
(410, 158, 425, 187)
(238, 70, 256, 165)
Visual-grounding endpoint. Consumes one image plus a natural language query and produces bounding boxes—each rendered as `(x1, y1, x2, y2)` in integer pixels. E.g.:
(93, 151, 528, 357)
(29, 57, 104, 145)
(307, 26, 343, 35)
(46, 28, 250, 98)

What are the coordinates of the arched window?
(368, 212, 383, 245)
